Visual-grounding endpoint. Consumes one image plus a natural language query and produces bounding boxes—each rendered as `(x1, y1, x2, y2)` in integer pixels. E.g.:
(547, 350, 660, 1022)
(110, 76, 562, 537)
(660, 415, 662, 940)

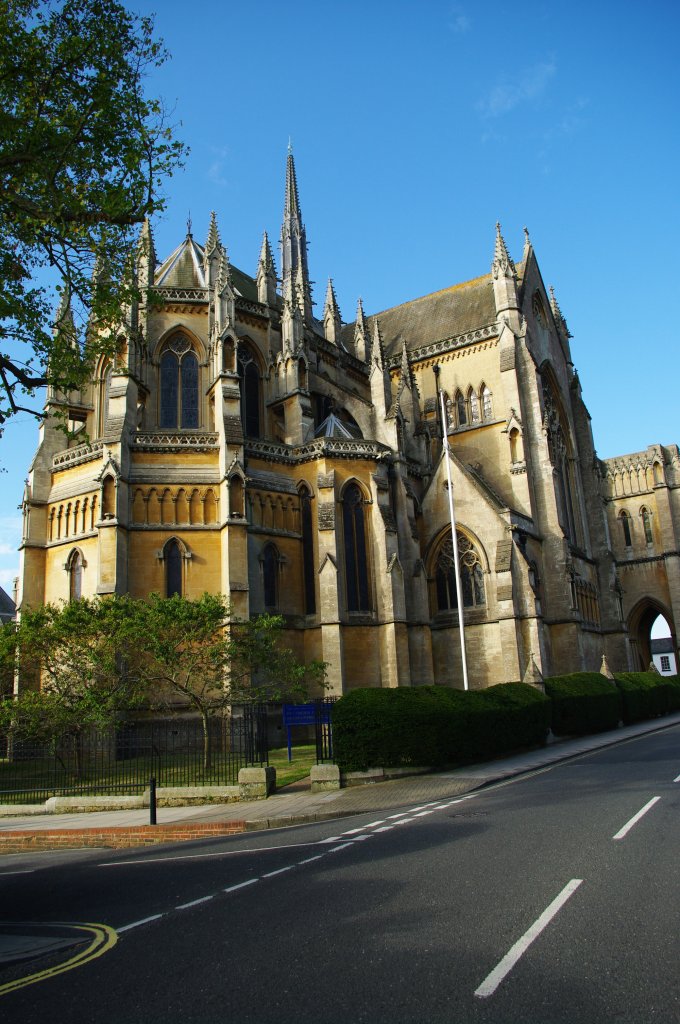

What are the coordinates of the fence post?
(149, 776, 157, 825)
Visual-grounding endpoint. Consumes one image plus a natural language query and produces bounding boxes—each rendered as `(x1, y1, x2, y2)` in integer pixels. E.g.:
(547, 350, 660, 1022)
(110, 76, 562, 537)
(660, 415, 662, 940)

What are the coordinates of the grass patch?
(268, 744, 316, 788)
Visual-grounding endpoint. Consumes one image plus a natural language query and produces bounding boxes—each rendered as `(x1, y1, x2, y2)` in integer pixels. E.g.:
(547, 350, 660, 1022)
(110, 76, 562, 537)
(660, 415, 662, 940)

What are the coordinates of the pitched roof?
(0, 585, 16, 622)
(154, 234, 259, 302)
(339, 274, 497, 360)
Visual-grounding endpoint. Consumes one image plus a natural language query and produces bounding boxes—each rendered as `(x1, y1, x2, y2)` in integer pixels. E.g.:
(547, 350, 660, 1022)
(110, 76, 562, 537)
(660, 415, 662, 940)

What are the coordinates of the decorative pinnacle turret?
(549, 285, 572, 338)
(324, 278, 341, 318)
(493, 221, 516, 278)
(400, 339, 411, 384)
(216, 245, 231, 291)
(258, 231, 276, 275)
(522, 226, 532, 261)
(204, 211, 221, 256)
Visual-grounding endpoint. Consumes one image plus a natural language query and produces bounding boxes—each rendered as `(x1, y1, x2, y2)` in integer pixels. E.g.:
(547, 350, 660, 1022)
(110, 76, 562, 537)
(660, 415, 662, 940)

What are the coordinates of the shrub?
(665, 675, 680, 711)
(332, 683, 550, 772)
(614, 672, 671, 723)
(543, 672, 621, 736)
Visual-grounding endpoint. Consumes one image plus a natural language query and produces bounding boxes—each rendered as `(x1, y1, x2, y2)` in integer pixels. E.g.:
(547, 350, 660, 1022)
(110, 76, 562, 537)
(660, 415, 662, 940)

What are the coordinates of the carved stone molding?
(53, 441, 104, 470)
(129, 432, 219, 453)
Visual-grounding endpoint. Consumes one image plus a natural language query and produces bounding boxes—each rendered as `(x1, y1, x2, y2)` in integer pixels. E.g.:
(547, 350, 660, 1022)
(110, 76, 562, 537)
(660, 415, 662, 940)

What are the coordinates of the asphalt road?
(1, 725, 679, 1023)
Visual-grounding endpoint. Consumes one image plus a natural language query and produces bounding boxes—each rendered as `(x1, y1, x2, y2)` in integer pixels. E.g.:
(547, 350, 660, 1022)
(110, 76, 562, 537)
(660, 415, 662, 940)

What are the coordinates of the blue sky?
(1, 0, 678, 594)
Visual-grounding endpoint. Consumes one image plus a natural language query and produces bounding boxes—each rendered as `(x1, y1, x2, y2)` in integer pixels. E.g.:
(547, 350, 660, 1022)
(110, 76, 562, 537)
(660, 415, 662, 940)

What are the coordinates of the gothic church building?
(18, 154, 680, 693)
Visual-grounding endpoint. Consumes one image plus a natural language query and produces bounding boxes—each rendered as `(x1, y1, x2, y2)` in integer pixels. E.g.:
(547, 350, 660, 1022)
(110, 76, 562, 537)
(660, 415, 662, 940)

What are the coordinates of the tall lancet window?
(160, 334, 199, 429)
(68, 550, 83, 602)
(434, 532, 485, 612)
(342, 483, 371, 612)
(299, 486, 316, 615)
(165, 539, 183, 598)
(238, 344, 261, 438)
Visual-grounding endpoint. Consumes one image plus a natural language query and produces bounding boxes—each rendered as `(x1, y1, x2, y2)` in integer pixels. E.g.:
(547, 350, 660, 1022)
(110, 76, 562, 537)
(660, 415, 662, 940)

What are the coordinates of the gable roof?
(338, 274, 497, 360)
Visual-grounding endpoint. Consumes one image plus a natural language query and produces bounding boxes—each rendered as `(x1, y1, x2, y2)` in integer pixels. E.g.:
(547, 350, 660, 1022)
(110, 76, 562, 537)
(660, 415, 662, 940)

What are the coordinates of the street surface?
(1, 725, 679, 1023)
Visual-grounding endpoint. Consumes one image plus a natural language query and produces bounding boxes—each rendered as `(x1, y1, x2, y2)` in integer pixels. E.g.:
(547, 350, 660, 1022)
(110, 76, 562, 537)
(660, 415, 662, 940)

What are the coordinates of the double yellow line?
(0, 922, 117, 996)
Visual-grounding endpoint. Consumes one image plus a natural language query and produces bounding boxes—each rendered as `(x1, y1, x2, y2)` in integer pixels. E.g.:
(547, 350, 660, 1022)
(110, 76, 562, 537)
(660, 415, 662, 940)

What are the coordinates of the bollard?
(149, 775, 157, 825)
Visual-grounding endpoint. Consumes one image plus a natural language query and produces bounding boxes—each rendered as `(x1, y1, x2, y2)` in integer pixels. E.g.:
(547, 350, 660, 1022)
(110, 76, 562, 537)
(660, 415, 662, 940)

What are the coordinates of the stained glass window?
(343, 483, 370, 612)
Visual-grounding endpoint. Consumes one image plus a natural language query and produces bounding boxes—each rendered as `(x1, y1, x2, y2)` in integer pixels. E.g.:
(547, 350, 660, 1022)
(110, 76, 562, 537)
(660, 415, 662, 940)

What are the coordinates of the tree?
(0, 0, 186, 428)
(123, 594, 326, 771)
(0, 594, 326, 771)
(0, 598, 146, 742)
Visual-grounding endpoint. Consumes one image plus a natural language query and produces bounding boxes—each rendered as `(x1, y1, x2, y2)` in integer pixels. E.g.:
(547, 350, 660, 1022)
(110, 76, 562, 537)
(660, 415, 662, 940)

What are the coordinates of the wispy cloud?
(0, 568, 17, 588)
(207, 146, 230, 187)
(449, 6, 470, 33)
(477, 60, 556, 117)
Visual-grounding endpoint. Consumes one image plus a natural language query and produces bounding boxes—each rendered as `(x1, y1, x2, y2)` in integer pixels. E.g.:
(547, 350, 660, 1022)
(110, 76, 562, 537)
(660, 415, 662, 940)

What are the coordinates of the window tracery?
(342, 482, 371, 612)
(160, 333, 199, 429)
(434, 531, 486, 612)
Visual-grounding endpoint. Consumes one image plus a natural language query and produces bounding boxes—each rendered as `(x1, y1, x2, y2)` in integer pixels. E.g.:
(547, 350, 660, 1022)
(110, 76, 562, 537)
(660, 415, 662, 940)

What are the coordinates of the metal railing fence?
(0, 708, 269, 805)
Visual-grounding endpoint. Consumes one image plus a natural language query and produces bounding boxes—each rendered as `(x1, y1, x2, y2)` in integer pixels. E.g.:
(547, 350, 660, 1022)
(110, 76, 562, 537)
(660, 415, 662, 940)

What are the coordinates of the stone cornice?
(386, 322, 498, 369)
(53, 441, 104, 470)
(245, 437, 392, 466)
(152, 286, 209, 304)
(129, 431, 219, 453)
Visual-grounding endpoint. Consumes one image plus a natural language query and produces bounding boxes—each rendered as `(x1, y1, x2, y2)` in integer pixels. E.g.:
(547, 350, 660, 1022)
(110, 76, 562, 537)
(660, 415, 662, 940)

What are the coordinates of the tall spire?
(280, 149, 312, 321)
(137, 217, 156, 289)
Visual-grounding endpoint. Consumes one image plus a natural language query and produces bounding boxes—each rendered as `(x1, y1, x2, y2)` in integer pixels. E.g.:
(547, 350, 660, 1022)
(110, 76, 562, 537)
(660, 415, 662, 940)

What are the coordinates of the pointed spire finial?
(288, 136, 293, 156)
(205, 211, 221, 255)
(493, 221, 516, 279)
(186, 212, 193, 238)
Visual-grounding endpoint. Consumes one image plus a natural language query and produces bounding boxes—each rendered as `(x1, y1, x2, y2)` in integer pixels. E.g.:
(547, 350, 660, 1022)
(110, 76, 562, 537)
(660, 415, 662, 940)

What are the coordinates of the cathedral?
(17, 153, 680, 694)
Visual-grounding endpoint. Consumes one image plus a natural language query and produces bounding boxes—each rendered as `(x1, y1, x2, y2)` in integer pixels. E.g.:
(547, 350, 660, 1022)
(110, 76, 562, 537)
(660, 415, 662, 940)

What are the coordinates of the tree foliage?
(1, 594, 326, 767)
(0, 0, 186, 427)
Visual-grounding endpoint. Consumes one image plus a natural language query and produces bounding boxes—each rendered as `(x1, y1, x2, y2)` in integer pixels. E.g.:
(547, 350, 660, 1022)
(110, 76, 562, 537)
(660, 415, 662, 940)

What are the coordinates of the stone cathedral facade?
(17, 154, 680, 694)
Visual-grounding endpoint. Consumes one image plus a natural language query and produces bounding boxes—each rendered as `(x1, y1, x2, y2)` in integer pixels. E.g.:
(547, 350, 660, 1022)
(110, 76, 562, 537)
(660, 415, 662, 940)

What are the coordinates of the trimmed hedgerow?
(665, 675, 680, 711)
(614, 672, 671, 724)
(332, 683, 550, 772)
(543, 672, 621, 736)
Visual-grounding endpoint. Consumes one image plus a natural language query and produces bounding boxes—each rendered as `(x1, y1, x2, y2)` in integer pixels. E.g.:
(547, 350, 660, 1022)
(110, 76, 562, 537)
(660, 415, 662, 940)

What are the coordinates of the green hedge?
(614, 672, 671, 723)
(543, 673, 621, 736)
(333, 683, 550, 772)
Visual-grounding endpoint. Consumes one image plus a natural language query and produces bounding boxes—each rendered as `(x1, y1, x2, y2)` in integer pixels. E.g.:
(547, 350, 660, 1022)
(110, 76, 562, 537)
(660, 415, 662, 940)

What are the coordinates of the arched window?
(455, 390, 467, 427)
(262, 543, 279, 610)
(165, 539, 183, 597)
(641, 507, 653, 545)
(102, 476, 116, 518)
(68, 550, 83, 602)
(481, 385, 493, 421)
(434, 531, 485, 612)
(619, 510, 632, 548)
(509, 428, 520, 464)
(238, 344, 261, 438)
(299, 486, 316, 615)
(342, 483, 370, 612)
(160, 334, 199, 429)
(469, 388, 480, 423)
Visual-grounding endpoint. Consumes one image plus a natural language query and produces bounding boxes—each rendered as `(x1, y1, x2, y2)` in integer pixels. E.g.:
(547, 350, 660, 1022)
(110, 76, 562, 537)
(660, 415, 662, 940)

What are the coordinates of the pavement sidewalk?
(1, 713, 679, 852)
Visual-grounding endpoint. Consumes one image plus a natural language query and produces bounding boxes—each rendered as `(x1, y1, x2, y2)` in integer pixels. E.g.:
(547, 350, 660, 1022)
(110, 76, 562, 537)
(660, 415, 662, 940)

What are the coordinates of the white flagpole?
(438, 387, 469, 691)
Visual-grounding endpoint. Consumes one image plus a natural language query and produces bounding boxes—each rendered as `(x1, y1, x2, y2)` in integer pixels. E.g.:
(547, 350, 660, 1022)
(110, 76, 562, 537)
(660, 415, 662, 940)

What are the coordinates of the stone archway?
(627, 597, 676, 671)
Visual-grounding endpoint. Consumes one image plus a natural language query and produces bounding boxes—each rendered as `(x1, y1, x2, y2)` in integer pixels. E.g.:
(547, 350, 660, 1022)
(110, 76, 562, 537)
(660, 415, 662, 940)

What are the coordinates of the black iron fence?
(0, 707, 269, 805)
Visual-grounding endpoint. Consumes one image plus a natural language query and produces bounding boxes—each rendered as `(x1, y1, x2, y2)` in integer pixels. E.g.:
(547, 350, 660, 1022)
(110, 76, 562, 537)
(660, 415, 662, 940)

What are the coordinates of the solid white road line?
(674, 774, 680, 783)
(474, 879, 583, 999)
(117, 914, 165, 933)
(612, 797, 661, 840)
(0, 869, 35, 876)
